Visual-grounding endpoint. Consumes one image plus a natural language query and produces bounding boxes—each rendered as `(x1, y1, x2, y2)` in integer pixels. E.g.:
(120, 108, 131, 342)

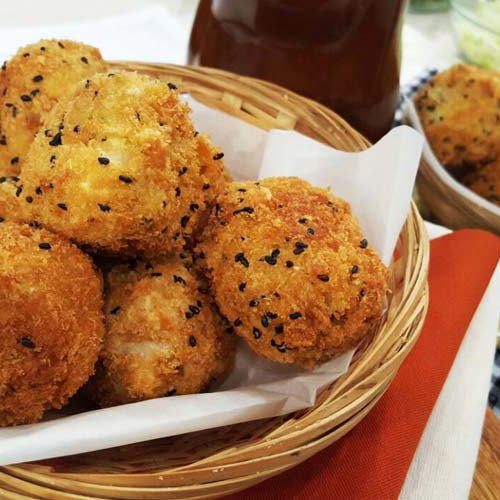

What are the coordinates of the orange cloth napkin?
(228, 229, 500, 500)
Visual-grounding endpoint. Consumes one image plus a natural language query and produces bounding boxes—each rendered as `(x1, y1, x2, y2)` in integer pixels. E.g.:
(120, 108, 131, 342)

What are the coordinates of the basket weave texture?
(0, 63, 430, 500)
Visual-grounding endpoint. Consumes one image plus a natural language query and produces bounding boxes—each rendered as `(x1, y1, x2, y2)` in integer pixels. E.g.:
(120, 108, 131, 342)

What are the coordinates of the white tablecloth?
(0, 3, 497, 499)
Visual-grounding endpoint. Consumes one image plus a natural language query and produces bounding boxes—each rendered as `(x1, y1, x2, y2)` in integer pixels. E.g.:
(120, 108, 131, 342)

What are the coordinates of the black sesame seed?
(151, 272, 163, 277)
(0, 136, 6, 145)
(73, 125, 80, 133)
(293, 241, 308, 255)
(360, 239, 368, 249)
(235, 252, 249, 267)
(189, 305, 200, 315)
(189, 335, 197, 347)
(253, 327, 262, 339)
(289, 312, 302, 320)
(173, 275, 186, 285)
(20, 94, 32, 102)
(249, 299, 259, 307)
(10, 156, 19, 165)
(50, 155, 56, 164)
(175, 187, 181, 197)
(58, 41, 65, 49)
(234, 318, 242, 326)
(203, 183, 210, 190)
(178, 166, 188, 176)
(286, 260, 294, 268)
(40, 46, 46, 51)
(180, 215, 190, 228)
(35, 186, 42, 195)
(168, 82, 178, 90)
(351, 265, 359, 274)
(15, 186, 23, 197)
(185, 311, 193, 319)
(317, 274, 329, 282)
(190, 203, 199, 212)
(275, 324, 284, 334)
(98, 203, 111, 212)
(261, 316, 269, 327)
(0, 217, 3, 222)
(264, 256, 277, 265)
(298, 217, 307, 224)
(266, 311, 278, 319)
(49, 132, 62, 146)
(110, 306, 121, 315)
(167, 388, 177, 396)
(213, 152, 224, 160)
(0, 177, 5, 183)
(81, 56, 89, 64)
(38, 242, 51, 250)
(98, 157, 110, 165)
(119, 175, 133, 184)
(238, 282, 246, 292)
(307, 227, 315, 235)
(30, 89, 39, 97)
(233, 206, 254, 216)
(25, 196, 33, 203)
(57, 203, 67, 211)
(20, 337, 36, 349)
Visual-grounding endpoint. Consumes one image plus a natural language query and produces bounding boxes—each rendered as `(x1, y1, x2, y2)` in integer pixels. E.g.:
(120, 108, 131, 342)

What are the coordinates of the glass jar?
(189, 0, 408, 142)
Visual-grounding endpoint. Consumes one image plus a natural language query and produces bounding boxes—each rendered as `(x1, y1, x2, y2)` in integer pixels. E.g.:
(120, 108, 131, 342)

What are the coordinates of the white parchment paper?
(0, 98, 423, 466)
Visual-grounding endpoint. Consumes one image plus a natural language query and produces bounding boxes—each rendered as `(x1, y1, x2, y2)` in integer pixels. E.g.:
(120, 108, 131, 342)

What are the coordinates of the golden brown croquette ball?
(414, 64, 500, 169)
(20, 71, 230, 257)
(0, 39, 107, 176)
(90, 256, 236, 407)
(196, 177, 390, 369)
(462, 159, 500, 206)
(0, 222, 105, 426)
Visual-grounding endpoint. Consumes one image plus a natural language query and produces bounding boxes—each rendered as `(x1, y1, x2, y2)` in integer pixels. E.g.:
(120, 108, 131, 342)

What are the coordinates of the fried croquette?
(90, 256, 236, 407)
(20, 71, 230, 257)
(196, 177, 390, 369)
(0, 222, 104, 426)
(0, 39, 107, 176)
(462, 159, 500, 206)
(414, 64, 500, 169)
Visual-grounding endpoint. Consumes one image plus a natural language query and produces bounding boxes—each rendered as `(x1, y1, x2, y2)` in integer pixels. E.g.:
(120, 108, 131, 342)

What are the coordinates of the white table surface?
(0, 3, 497, 499)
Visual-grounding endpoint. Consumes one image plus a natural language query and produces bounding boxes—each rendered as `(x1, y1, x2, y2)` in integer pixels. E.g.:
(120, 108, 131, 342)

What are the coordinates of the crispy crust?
(89, 256, 236, 407)
(462, 159, 500, 206)
(20, 71, 230, 256)
(0, 222, 105, 426)
(0, 39, 107, 176)
(196, 177, 390, 368)
(414, 64, 500, 169)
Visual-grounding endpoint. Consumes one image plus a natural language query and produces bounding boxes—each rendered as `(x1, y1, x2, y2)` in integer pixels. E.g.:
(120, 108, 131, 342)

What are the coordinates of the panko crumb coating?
(0, 222, 105, 427)
(0, 39, 107, 176)
(20, 71, 230, 257)
(196, 177, 390, 369)
(90, 256, 236, 407)
(0, 175, 23, 224)
(462, 159, 500, 206)
(414, 64, 500, 169)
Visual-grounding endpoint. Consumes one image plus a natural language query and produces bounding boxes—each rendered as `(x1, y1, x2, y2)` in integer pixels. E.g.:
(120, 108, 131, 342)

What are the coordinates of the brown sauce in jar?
(189, 0, 407, 142)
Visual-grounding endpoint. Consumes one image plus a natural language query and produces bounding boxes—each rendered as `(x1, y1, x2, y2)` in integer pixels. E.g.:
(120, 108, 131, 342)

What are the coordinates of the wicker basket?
(0, 63, 430, 500)
(404, 100, 500, 235)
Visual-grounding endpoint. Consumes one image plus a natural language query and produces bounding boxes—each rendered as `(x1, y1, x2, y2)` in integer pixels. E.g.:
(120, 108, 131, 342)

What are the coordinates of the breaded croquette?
(196, 177, 389, 368)
(90, 256, 236, 407)
(20, 71, 230, 257)
(0, 39, 107, 176)
(0, 222, 104, 426)
(462, 159, 500, 206)
(414, 64, 500, 169)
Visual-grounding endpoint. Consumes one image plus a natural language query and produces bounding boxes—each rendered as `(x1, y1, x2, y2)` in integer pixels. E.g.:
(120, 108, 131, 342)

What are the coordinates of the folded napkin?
(228, 229, 500, 500)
